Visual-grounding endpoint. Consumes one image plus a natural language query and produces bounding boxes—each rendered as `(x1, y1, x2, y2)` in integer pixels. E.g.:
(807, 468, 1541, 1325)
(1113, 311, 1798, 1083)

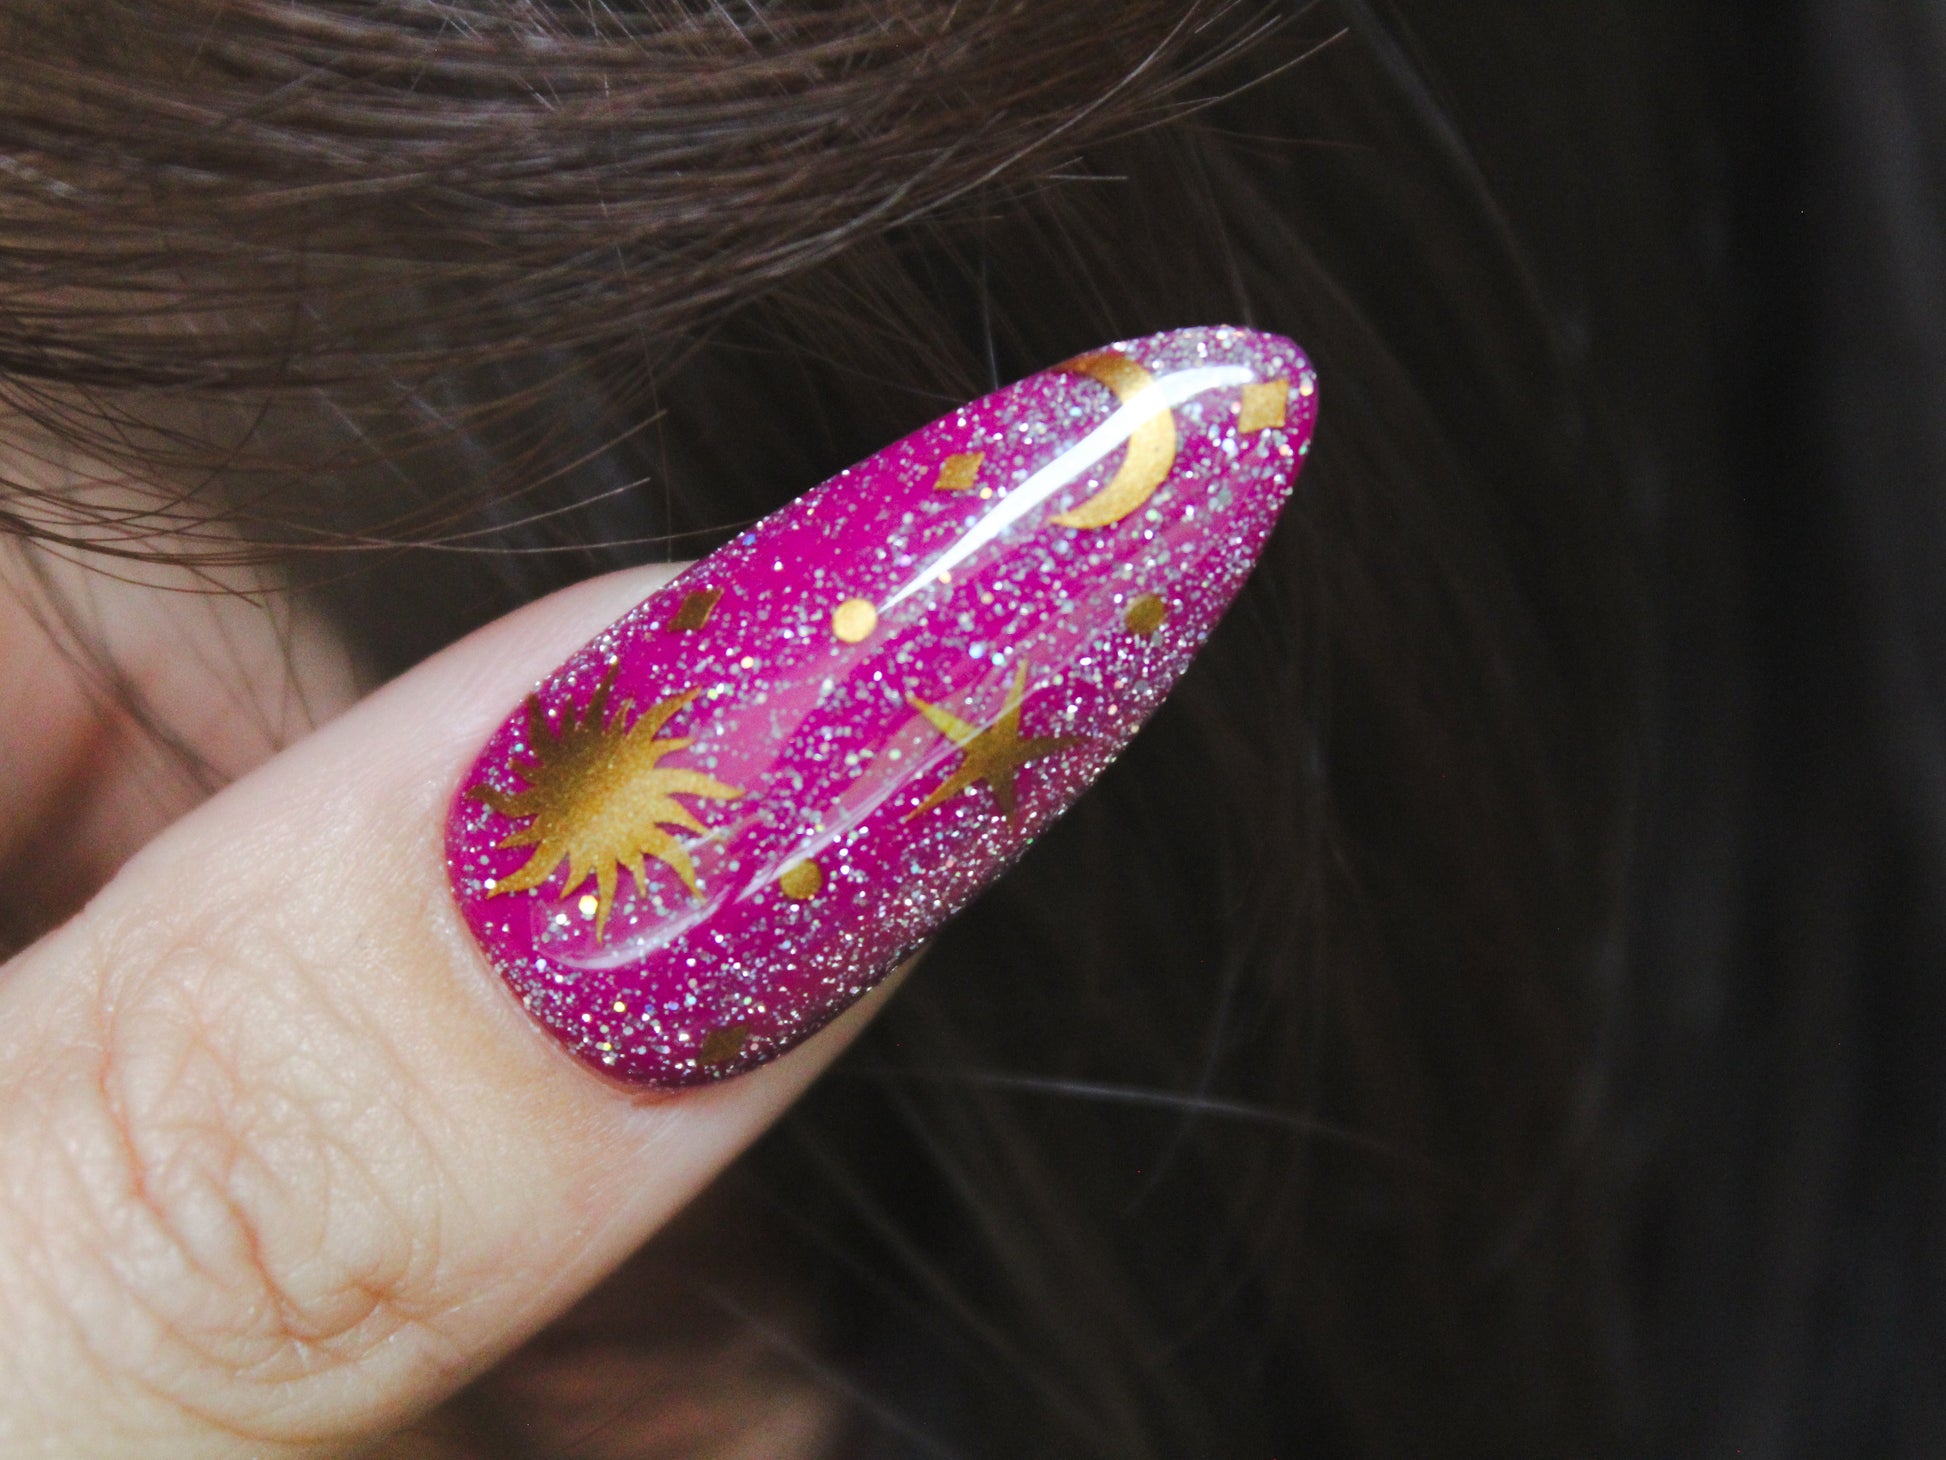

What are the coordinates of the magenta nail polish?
(446, 326, 1317, 1086)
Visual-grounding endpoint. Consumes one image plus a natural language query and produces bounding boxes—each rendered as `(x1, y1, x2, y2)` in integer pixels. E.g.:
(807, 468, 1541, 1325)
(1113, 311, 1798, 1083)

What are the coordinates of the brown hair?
(2, 3, 1633, 1454)
(0, 0, 1290, 564)
(13, 1, 1941, 1456)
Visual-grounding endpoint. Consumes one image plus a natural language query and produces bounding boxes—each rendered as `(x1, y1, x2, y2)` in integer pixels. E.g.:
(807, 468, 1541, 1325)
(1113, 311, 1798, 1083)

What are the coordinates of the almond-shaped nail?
(446, 325, 1317, 1086)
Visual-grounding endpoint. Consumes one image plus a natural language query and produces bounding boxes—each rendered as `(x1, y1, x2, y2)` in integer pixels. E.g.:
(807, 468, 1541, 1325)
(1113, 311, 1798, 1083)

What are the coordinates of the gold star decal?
(470, 663, 743, 940)
(905, 659, 1090, 821)
(666, 587, 723, 631)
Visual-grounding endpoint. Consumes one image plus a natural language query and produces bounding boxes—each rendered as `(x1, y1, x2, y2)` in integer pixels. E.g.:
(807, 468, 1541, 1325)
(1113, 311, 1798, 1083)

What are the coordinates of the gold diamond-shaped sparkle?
(933, 451, 985, 493)
(1238, 379, 1290, 434)
(699, 1025, 750, 1065)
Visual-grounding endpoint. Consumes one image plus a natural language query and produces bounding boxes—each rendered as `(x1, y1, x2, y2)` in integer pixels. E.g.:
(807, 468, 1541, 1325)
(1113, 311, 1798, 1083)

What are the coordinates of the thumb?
(0, 325, 1312, 1455)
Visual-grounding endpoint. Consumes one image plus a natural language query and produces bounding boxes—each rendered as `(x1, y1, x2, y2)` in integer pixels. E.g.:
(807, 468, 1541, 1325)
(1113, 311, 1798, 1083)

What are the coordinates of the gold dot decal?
(667, 587, 723, 631)
(933, 451, 985, 493)
(699, 1025, 750, 1066)
(1124, 593, 1169, 636)
(779, 859, 824, 901)
(832, 597, 878, 643)
(1238, 379, 1290, 434)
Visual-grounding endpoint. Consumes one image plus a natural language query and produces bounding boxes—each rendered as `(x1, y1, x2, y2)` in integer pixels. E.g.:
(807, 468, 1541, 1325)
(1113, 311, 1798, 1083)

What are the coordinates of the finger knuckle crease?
(60, 903, 447, 1400)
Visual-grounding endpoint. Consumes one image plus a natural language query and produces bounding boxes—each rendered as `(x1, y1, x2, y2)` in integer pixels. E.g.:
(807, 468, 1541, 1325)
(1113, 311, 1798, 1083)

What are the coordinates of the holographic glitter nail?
(446, 326, 1318, 1086)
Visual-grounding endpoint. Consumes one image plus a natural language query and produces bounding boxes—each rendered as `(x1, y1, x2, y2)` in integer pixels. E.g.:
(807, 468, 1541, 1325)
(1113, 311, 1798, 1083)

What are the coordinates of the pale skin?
(0, 494, 892, 1454)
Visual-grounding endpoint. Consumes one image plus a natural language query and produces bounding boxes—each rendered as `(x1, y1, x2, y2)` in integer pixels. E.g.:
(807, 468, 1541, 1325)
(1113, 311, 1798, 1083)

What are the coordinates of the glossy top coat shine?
(446, 326, 1317, 1086)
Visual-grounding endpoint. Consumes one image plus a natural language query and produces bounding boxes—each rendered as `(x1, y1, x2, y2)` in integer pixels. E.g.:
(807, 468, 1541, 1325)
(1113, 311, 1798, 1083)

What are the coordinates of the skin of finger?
(0, 563, 897, 1457)
(0, 537, 363, 939)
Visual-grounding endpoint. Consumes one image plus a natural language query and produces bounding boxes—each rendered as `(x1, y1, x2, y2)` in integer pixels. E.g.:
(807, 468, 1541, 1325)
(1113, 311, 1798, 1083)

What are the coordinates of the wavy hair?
(5, 1, 1942, 1456)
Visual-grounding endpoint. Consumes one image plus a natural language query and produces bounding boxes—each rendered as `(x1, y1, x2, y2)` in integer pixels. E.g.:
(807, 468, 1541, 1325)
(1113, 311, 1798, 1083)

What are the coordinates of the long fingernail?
(446, 326, 1316, 1087)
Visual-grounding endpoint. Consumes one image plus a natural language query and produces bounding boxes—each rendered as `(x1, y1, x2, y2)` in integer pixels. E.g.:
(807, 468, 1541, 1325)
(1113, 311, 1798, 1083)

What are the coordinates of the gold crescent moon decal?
(1049, 349, 1179, 529)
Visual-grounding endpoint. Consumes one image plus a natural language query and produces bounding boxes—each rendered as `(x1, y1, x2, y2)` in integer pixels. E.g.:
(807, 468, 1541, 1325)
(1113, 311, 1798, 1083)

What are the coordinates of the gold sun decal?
(470, 664, 743, 939)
